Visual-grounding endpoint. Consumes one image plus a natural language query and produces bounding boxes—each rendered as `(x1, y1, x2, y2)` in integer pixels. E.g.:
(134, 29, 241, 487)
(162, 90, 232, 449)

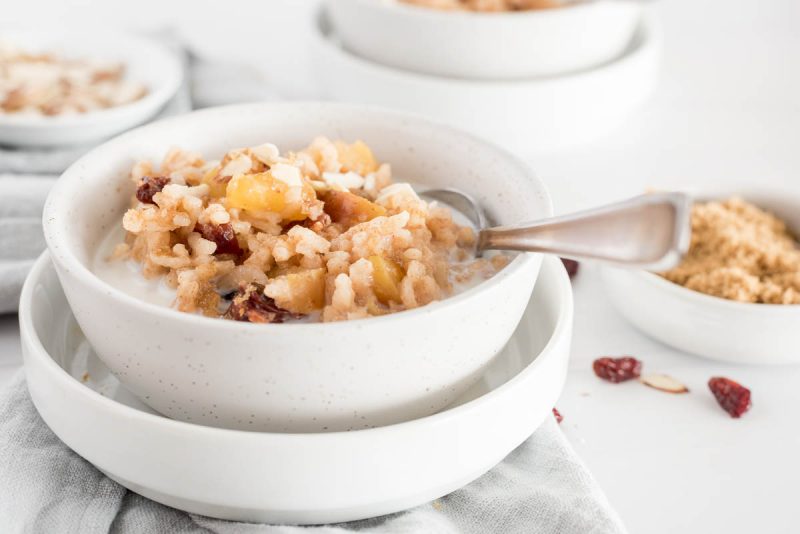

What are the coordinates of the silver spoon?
(419, 189, 691, 271)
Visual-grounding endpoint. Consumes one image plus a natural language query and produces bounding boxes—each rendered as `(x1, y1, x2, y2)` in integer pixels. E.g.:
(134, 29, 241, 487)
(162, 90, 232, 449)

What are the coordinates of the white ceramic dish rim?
(0, 27, 183, 128)
(43, 101, 549, 332)
(346, 0, 616, 21)
(316, 7, 656, 86)
(19, 251, 573, 441)
(632, 269, 800, 313)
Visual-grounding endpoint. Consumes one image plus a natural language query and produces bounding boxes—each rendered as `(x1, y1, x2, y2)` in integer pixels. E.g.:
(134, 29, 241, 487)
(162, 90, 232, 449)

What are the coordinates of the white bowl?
(326, 0, 643, 80)
(0, 28, 182, 147)
(311, 9, 661, 153)
(20, 252, 572, 524)
(43, 102, 553, 432)
(603, 189, 800, 365)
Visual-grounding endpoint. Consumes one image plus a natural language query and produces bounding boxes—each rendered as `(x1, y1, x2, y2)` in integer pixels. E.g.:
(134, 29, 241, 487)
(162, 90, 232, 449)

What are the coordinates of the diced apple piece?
(323, 190, 386, 228)
(226, 172, 285, 212)
(264, 268, 326, 314)
(368, 255, 404, 304)
(335, 140, 378, 175)
(226, 172, 316, 221)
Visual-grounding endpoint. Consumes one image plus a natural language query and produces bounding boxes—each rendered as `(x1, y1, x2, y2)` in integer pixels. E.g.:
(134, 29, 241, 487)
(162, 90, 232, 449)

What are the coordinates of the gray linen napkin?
(0, 372, 626, 534)
(0, 175, 55, 313)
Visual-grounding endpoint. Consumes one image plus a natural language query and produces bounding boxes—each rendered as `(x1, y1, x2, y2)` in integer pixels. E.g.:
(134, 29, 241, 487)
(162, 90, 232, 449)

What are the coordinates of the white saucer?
(0, 28, 182, 147)
(310, 8, 661, 154)
(20, 254, 572, 524)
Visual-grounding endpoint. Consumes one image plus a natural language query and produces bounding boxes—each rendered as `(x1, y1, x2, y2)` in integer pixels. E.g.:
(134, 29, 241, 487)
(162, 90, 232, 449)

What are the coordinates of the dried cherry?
(708, 377, 751, 418)
(593, 356, 642, 383)
(135, 176, 170, 204)
(224, 283, 303, 324)
(561, 258, 579, 278)
(552, 407, 563, 424)
(197, 222, 242, 256)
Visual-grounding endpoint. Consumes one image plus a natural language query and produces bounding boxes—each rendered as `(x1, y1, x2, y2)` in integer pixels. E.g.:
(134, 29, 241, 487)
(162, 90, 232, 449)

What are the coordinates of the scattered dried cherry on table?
(135, 176, 170, 204)
(197, 222, 242, 255)
(593, 356, 642, 383)
(708, 377, 752, 418)
(224, 283, 303, 324)
(552, 407, 563, 424)
(560, 258, 579, 278)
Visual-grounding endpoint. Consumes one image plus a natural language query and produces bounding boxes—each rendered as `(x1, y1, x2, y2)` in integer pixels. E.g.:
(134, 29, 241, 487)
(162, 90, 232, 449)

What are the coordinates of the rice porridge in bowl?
(96, 138, 509, 323)
(43, 103, 551, 432)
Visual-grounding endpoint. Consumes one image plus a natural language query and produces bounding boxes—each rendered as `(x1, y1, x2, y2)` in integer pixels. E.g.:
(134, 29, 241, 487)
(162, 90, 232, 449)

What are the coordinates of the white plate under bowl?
(310, 8, 660, 154)
(0, 28, 182, 147)
(20, 253, 572, 524)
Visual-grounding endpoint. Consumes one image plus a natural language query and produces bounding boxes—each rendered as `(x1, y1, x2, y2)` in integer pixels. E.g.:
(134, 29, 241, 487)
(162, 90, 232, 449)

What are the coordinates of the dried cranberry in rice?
(197, 222, 242, 256)
(560, 258, 579, 278)
(224, 283, 303, 323)
(135, 176, 170, 204)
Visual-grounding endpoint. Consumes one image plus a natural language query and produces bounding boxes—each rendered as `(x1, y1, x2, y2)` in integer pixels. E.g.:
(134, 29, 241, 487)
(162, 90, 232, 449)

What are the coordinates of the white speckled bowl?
(43, 102, 553, 432)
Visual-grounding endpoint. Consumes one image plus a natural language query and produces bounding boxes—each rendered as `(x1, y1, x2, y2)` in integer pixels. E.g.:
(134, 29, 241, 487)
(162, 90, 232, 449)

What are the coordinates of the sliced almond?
(640, 374, 689, 394)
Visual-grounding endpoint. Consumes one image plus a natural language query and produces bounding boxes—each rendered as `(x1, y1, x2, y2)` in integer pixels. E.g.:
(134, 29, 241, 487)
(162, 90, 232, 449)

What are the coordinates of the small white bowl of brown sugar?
(0, 28, 182, 147)
(603, 191, 800, 365)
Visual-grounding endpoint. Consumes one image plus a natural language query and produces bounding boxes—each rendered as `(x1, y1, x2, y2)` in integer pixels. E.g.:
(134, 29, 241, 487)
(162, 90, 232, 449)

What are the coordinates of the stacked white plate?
(21, 252, 573, 524)
(311, 3, 661, 154)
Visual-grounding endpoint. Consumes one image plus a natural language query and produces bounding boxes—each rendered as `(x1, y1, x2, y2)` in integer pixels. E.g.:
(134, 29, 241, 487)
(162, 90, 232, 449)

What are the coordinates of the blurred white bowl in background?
(312, 8, 661, 154)
(0, 28, 182, 147)
(326, 0, 643, 80)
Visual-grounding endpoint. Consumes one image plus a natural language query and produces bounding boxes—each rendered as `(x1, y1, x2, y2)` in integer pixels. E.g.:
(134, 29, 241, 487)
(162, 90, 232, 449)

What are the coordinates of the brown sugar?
(661, 197, 800, 304)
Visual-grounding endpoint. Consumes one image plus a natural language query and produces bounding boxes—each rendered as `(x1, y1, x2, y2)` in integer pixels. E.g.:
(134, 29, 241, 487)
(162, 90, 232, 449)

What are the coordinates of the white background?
(2, 0, 800, 532)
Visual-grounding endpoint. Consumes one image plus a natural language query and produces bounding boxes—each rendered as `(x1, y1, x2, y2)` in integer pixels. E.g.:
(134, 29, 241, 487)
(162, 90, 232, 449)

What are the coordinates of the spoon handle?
(478, 192, 692, 271)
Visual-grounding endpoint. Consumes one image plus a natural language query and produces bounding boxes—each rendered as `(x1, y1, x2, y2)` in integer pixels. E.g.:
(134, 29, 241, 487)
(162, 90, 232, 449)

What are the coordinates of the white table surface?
(532, 1, 800, 532)
(3, 0, 799, 533)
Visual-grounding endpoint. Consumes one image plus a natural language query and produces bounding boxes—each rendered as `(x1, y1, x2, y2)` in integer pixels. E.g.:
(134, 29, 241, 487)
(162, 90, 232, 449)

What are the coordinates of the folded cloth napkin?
(0, 175, 56, 314)
(0, 372, 626, 534)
